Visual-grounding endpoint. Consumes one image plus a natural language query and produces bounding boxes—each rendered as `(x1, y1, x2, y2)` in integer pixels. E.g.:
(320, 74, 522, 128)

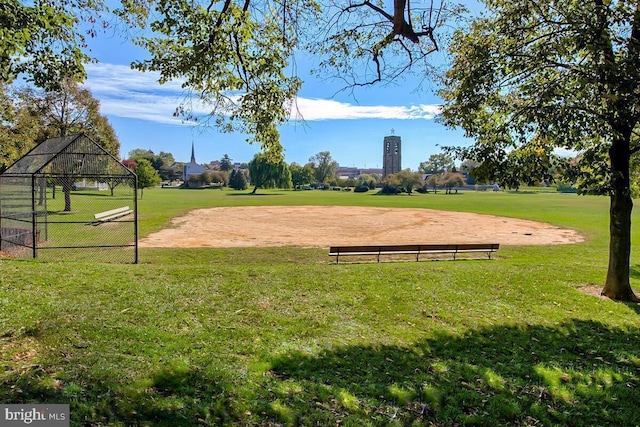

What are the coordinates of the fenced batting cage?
(0, 133, 138, 263)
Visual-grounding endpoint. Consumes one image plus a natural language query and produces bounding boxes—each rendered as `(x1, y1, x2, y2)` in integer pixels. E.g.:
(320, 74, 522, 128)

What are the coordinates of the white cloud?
(291, 98, 441, 121)
(85, 62, 442, 124)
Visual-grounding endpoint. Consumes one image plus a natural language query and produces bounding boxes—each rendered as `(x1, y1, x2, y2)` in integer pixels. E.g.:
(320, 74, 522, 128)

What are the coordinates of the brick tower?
(383, 134, 401, 176)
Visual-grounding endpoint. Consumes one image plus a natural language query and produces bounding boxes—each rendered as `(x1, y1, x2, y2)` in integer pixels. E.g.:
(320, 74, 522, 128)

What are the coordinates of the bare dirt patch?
(577, 285, 610, 300)
(139, 206, 584, 248)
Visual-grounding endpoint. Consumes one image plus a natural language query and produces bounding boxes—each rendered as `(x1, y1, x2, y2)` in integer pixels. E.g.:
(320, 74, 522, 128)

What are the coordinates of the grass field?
(2, 187, 640, 426)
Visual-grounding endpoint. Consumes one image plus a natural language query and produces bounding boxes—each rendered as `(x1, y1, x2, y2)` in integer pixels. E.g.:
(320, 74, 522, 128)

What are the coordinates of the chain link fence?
(0, 134, 138, 263)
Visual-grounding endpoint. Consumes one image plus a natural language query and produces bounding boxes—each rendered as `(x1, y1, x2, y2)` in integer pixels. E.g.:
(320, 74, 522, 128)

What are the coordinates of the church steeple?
(190, 141, 196, 164)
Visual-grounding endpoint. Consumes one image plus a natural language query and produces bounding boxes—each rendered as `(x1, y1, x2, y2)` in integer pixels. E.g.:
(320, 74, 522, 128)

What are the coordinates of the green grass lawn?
(2, 187, 640, 426)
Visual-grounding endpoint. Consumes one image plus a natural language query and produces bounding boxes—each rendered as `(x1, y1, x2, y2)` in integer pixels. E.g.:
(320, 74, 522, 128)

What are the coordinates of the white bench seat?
(93, 206, 133, 224)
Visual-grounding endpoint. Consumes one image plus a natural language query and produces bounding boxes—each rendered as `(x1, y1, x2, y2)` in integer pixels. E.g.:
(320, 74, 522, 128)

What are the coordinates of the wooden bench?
(93, 206, 133, 224)
(329, 243, 499, 263)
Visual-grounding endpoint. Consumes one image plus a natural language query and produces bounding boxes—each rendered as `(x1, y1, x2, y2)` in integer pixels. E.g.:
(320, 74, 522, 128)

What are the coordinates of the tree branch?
(345, 1, 393, 22)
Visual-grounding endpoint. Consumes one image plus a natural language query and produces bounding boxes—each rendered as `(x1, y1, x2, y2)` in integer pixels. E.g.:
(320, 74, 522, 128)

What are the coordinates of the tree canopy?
(247, 153, 291, 194)
(395, 169, 424, 194)
(418, 153, 455, 174)
(135, 159, 161, 198)
(290, 162, 315, 188)
(0, 80, 120, 173)
(308, 151, 338, 184)
(0, 84, 42, 172)
(2, 0, 464, 160)
(219, 154, 234, 172)
(229, 169, 248, 190)
(439, 0, 640, 301)
(0, 0, 88, 89)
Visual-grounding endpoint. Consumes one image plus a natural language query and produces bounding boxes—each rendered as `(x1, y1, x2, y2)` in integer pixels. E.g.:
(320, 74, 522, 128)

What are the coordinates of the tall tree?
(0, 81, 119, 210)
(418, 153, 455, 174)
(219, 154, 234, 172)
(128, 149, 175, 174)
(229, 169, 248, 190)
(357, 173, 378, 189)
(248, 153, 291, 194)
(154, 151, 175, 172)
(0, 85, 42, 172)
(35, 80, 120, 211)
(289, 162, 315, 188)
(308, 151, 338, 184)
(128, 148, 156, 164)
(440, 171, 465, 194)
(425, 173, 440, 193)
(38, 79, 119, 154)
(135, 159, 161, 198)
(439, 0, 640, 301)
(395, 169, 424, 195)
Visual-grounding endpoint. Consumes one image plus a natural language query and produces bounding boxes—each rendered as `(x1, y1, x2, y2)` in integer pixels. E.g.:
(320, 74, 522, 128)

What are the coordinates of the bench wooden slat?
(329, 243, 499, 263)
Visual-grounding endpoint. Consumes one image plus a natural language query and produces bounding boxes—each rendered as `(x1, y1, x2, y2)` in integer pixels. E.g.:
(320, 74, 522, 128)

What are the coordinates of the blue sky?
(82, 17, 476, 170)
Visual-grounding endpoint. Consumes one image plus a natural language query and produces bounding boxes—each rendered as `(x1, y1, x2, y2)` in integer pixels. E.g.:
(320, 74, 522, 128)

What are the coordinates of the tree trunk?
(64, 189, 71, 211)
(38, 179, 46, 205)
(601, 137, 639, 301)
(62, 176, 73, 212)
(602, 192, 638, 300)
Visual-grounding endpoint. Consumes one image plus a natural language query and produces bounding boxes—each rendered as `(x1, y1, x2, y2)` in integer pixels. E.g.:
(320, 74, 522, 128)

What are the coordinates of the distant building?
(360, 167, 384, 176)
(336, 166, 384, 179)
(383, 135, 401, 176)
(336, 166, 360, 179)
(183, 142, 205, 181)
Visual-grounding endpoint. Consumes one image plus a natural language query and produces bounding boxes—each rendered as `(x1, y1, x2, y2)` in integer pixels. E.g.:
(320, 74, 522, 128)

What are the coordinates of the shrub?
(380, 184, 401, 194)
(354, 185, 369, 193)
(557, 182, 578, 193)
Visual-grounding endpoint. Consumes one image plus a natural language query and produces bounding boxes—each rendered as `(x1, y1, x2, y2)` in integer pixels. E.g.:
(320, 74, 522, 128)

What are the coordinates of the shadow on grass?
(261, 319, 640, 426)
(225, 192, 286, 196)
(2, 319, 640, 426)
(629, 264, 640, 281)
(1, 357, 242, 426)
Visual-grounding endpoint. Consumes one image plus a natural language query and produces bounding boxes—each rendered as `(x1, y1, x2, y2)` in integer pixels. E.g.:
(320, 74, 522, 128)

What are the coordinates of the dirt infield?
(138, 206, 584, 248)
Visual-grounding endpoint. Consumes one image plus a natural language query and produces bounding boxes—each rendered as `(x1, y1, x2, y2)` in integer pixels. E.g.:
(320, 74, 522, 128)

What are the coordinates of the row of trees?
(186, 169, 249, 190)
(137, 148, 487, 194)
(226, 153, 471, 195)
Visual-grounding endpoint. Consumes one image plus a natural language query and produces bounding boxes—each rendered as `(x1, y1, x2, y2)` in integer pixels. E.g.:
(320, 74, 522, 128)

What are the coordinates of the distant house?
(74, 179, 108, 191)
(183, 142, 205, 182)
